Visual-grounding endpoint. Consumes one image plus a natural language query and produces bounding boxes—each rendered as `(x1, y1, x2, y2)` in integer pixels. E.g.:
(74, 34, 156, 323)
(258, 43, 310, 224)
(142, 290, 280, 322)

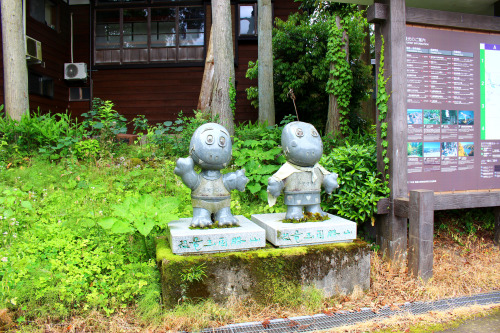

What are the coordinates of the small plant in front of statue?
(267, 121, 339, 221)
(174, 123, 248, 227)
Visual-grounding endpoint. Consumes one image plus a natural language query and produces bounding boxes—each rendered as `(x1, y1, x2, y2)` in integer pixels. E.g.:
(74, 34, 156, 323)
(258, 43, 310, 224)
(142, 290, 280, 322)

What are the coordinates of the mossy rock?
(156, 237, 370, 308)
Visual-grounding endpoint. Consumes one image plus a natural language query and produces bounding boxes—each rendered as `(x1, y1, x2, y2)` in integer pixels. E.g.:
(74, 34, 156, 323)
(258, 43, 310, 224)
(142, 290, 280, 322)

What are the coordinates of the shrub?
(321, 134, 389, 224)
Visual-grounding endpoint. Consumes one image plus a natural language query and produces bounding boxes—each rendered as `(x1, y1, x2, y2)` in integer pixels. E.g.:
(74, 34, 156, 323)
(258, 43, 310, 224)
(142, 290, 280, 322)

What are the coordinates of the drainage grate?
(196, 291, 500, 333)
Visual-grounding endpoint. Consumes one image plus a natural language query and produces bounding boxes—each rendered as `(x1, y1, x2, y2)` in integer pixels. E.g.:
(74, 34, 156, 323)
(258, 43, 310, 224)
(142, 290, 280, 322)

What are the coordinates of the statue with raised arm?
(267, 121, 339, 220)
(174, 123, 248, 227)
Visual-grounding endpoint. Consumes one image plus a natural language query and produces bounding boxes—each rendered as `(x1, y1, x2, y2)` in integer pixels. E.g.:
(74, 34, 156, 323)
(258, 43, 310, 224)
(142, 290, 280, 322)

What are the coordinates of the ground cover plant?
(0, 106, 498, 332)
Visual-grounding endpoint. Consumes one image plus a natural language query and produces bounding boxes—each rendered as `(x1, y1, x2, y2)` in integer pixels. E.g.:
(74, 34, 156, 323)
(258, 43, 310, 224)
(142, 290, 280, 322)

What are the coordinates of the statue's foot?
(215, 207, 239, 226)
(305, 204, 327, 217)
(285, 206, 304, 220)
(191, 208, 213, 228)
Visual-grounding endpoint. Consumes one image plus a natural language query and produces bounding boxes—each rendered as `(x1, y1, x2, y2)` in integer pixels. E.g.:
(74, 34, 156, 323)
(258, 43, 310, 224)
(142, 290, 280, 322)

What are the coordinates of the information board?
(406, 26, 500, 192)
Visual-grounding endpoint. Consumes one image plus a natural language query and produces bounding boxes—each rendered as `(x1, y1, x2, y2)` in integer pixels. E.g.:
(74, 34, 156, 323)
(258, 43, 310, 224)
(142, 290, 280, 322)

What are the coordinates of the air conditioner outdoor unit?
(64, 62, 88, 80)
(26, 36, 42, 64)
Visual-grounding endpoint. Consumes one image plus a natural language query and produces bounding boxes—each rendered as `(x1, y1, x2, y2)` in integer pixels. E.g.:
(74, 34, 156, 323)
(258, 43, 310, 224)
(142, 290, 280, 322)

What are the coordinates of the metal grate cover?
(196, 291, 500, 333)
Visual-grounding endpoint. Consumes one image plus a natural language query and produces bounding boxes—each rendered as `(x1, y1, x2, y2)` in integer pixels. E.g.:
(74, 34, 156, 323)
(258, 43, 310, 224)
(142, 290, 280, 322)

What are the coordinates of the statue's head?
(281, 121, 323, 167)
(189, 123, 232, 170)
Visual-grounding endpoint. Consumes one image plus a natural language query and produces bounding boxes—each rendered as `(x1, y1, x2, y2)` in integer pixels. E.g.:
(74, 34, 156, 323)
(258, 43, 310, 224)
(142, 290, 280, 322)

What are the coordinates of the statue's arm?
(323, 172, 339, 194)
(174, 156, 200, 190)
(267, 176, 284, 198)
(223, 169, 248, 192)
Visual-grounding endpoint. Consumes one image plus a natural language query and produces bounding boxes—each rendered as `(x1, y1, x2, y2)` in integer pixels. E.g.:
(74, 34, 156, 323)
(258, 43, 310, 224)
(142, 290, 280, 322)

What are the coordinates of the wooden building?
(0, 0, 299, 125)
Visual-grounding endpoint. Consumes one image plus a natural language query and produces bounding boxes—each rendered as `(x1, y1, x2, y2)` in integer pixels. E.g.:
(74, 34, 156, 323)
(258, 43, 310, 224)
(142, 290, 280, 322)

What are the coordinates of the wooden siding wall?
(0, 0, 299, 125)
(0, 1, 72, 115)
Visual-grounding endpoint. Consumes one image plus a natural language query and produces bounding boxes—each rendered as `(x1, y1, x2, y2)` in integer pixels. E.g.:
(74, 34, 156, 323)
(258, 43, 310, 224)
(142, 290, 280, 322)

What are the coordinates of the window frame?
(93, 2, 206, 66)
(237, 3, 257, 39)
(29, 0, 61, 32)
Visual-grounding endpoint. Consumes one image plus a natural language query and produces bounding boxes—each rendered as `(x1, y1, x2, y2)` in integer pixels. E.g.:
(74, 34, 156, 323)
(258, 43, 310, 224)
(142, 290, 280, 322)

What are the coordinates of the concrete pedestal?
(168, 215, 266, 255)
(251, 213, 357, 247)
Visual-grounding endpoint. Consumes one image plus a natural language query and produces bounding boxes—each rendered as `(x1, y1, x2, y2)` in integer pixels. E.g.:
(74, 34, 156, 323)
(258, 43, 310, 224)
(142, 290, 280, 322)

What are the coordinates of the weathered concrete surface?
(251, 213, 356, 247)
(157, 238, 370, 308)
(439, 311, 500, 332)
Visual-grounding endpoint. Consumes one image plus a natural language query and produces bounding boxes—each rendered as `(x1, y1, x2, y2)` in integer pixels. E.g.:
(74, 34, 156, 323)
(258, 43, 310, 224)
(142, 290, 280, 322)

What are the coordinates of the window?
(95, 5, 205, 65)
(29, 0, 59, 30)
(28, 72, 54, 98)
(238, 4, 257, 38)
(69, 87, 91, 101)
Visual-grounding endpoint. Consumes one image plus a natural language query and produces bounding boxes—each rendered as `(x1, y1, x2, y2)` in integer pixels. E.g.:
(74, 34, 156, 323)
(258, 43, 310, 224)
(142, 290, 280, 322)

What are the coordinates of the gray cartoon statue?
(174, 123, 248, 227)
(267, 121, 339, 220)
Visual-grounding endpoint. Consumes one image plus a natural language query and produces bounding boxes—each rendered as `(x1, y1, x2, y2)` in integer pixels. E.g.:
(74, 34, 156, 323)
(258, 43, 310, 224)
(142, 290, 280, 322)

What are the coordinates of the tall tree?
(1, 0, 29, 120)
(211, 0, 235, 135)
(258, 0, 275, 126)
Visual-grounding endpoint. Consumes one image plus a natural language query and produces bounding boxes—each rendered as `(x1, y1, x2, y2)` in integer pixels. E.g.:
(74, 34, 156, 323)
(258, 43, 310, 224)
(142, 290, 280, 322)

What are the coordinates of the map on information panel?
(406, 26, 500, 192)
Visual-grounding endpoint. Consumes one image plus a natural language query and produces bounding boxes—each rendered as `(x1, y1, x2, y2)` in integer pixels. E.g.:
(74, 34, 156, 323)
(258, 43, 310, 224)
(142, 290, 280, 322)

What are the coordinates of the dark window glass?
(123, 9, 149, 49)
(29, 0, 59, 30)
(151, 8, 176, 47)
(96, 10, 120, 49)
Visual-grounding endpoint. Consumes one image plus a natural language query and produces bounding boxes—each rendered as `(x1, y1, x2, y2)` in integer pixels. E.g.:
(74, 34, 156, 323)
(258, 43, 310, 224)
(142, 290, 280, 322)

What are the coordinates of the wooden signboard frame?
(367, 0, 500, 278)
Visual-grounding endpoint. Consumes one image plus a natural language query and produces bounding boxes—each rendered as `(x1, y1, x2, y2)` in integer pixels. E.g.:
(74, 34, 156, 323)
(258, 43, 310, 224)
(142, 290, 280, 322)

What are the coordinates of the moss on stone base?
(156, 238, 369, 308)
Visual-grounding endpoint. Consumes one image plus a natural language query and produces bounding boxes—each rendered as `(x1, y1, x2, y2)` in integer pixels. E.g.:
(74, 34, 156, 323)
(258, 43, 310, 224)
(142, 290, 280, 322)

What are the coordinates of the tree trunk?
(211, 0, 235, 135)
(197, 27, 214, 115)
(257, 0, 275, 126)
(359, 5, 376, 124)
(1, 0, 29, 121)
(325, 16, 348, 136)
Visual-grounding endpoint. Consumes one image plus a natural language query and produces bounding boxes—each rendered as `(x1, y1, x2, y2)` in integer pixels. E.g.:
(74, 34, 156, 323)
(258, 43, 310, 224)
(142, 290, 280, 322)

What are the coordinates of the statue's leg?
(305, 204, 327, 217)
(215, 207, 238, 226)
(191, 207, 212, 227)
(285, 205, 303, 220)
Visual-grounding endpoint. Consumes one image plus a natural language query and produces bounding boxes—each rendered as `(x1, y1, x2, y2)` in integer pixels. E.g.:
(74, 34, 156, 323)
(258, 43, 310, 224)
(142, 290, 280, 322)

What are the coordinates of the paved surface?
(439, 311, 500, 332)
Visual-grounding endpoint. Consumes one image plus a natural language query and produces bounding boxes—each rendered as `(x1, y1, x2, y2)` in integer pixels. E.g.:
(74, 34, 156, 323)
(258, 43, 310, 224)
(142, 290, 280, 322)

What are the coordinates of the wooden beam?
(495, 207, 500, 246)
(374, 0, 408, 262)
(406, 7, 500, 32)
(393, 191, 500, 218)
(394, 197, 409, 218)
(376, 198, 390, 215)
(433, 191, 500, 210)
(367, 3, 388, 23)
(408, 190, 434, 281)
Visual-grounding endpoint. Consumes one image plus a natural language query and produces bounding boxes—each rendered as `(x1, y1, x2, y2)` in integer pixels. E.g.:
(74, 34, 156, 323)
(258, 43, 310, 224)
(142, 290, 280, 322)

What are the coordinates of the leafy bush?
(0, 107, 85, 161)
(321, 134, 389, 223)
(232, 117, 296, 202)
(81, 98, 127, 156)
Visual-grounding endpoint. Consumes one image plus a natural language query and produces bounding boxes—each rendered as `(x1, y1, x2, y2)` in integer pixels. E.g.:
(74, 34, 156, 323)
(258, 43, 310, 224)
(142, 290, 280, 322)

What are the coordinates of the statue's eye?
(218, 136, 226, 147)
(311, 129, 319, 137)
(296, 128, 304, 137)
(206, 134, 214, 145)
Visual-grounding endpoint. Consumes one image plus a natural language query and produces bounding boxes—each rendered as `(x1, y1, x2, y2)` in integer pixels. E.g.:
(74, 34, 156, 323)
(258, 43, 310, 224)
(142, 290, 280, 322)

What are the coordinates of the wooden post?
(494, 207, 500, 247)
(408, 190, 434, 280)
(211, 0, 235, 135)
(257, 0, 275, 126)
(374, 0, 408, 262)
(1, 0, 30, 120)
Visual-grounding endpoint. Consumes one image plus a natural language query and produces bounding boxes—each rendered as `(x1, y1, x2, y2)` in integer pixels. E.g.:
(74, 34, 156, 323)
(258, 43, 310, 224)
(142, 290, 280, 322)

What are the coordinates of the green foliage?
(376, 36, 390, 187)
(141, 110, 214, 158)
(132, 115, 149, 134)
(0, 108, 85, 162)
(321, 135, 389, 223)
(245, 3, 372, 133)
(73, 139, 100, 160)
(81, 98, 127, 156)
(229, 77, 237, 117)
(232, 121, 287, 202)
(245, 61, 259, 109)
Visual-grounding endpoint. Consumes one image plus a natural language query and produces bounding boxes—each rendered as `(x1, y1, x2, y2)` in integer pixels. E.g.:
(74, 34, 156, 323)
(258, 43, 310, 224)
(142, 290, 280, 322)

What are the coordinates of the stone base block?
(168, 215, 265, 255)
(157, 238, 370, 308)
(251, 213, 357, 247)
